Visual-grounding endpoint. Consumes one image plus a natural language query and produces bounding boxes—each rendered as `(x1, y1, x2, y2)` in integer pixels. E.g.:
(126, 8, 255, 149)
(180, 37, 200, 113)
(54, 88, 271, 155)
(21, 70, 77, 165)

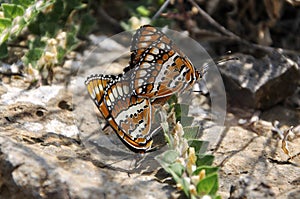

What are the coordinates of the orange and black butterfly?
(85, 74, 157, 152)
(124, 25, 203, 99)
(86, 25, 203, 152)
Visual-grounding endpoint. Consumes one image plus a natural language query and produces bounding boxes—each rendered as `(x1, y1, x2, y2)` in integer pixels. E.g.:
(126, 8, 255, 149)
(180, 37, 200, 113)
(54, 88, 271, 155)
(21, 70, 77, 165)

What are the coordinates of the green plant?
(156, 96, 220, 199)
(0, 0, 95, 83)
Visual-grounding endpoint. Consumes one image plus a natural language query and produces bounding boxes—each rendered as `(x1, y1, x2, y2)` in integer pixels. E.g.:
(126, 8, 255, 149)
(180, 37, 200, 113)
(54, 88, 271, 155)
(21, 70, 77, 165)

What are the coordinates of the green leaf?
(167, 94, 178, 105)
(136, 5, 150, 17)
(2, 3, 25, 18)
(169, 162, 184, 176)
(180, 116, 194, 127)
(193, 166, 219, 176)
(78, 13, 96, 36)
(12, 0, 35, 8)
(174, 103, 189, 119)
(57, 46, 66, 63)
(0, 31, 10, 45)
(196, 154, 215, 167)
(180, 177, 192, 198)
(155, 150, 178, 165)
(23, 47, 44, 67)
(0, 18, 12, 30)
(66, 28, 79, 50)
(167, 171, 191, 198)
(183, 126, 200, 140)
(158, 0, 165, 5)
(188, 139, 209, 154)
(120, 21, 131, 31)
(196, 173, 219, 195)
(0, 43, 8, 59)
(180, 104, 189, 116)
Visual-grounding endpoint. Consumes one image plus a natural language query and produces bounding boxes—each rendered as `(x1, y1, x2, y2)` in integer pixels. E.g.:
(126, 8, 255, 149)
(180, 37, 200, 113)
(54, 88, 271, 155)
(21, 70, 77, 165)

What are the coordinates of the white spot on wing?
(138, 70, 147, 77)
(109, 92, 115, 102)
(145, 54, 154, 61)
(98, 83, 103, 92)
(143, 36, 151, 41)
(141, 62, 151, 69)
(138, 79, 144, 86)
(151, 48, 159, 55)
(123, 85, 129, 94)
(140, 42, 148, 48)
(157, 43, 165, 49)
(106, 99, 111, 106)
(117, 86, 123, 96)
(112, 87, 118, 98)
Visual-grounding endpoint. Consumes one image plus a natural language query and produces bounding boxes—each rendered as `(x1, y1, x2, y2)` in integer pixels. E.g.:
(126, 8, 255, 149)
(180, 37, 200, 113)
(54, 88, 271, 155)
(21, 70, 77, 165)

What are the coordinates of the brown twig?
(152, 0, 171, 21)
(188, 0, 241, 40)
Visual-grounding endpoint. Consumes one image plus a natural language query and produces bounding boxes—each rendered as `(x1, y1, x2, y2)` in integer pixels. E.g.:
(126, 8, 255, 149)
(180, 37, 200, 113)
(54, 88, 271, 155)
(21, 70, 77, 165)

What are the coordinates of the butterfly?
(86, 25, 203, 152)
(124, 25, 203, 99)
(85, 74, 158, 153)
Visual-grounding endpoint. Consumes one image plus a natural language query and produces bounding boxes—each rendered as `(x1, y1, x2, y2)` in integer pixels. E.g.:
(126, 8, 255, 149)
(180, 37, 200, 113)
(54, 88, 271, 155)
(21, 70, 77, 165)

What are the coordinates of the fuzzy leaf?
(183, 126, 200, 139)
(169, 162, 185, 176)
(180, 116, 194, 127)
(155, 150, 178, 165)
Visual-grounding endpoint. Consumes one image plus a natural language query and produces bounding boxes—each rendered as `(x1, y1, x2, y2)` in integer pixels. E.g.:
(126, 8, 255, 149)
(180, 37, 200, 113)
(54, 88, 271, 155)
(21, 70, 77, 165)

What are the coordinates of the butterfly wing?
(130, 25, 163, 68)
(127, 25, 199, 98)
(85, 74, 153, 152)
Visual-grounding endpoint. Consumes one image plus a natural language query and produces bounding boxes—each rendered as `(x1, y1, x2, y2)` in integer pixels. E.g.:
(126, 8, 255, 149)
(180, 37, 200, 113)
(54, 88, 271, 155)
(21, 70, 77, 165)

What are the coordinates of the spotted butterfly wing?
(127, 25, 201, 98)
(85, 74, 154, 152)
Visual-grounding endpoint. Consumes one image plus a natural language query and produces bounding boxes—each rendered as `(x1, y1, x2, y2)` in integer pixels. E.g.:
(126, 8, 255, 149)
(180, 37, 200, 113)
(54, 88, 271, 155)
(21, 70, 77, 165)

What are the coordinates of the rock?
(218, 52, 300, 109)
(0, 81, 175, 199)
(0, 61, 24, 76)
(260, 105, 300, 126)
(229, 176, 275, 199)
(288, 189, 300, 199)
(215, 123, 300, 198)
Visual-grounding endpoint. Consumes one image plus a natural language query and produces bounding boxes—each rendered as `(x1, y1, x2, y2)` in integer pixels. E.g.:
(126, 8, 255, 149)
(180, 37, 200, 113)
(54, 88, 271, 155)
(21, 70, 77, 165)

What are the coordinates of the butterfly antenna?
(197, 55, 239, 77)
(193, 56, 238, 94)
(215, 55, 239, 65)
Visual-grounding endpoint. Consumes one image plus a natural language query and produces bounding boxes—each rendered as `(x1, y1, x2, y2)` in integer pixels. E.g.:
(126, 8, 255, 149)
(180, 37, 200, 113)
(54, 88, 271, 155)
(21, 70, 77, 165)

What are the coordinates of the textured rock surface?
(216, 110, 300, 199)
(219, 52, 300, 109)
(0, 79, 175, 199)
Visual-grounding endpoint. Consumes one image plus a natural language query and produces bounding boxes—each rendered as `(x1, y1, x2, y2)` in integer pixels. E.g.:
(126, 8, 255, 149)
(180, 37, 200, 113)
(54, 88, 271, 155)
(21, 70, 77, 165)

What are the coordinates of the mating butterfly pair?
(85, 25, 202, 153)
